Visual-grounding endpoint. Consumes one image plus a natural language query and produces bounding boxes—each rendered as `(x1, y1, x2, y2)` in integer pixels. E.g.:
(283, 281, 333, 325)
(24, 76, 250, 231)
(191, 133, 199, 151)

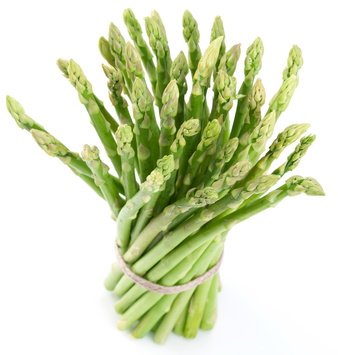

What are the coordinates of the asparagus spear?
(6, 96, 47, 132)
(266, 45, 303, 119)
(152, 118, 201, 216)
(188, 37, 224, 131)
(242, 123, 310, 183)
(210, 16, 226, 76)
(219, 43, 241, 76)
(145, 14, 171, 109)
(30, 130, 104, 198)
(131, 77, 160, 181)
(57, 58, 119, 133)
(198, 137, 239, 187)
(81, 145, 124, 219)
(210, 70, 240, 140)
(151, 10, 168, 40)
(266, 75, 298, 119)
(132, 294, 178, 338)
(129, 154, 176, 244)
(272, 134, 316, 176)
(184, 277, 213, 338)
(170, 51, 189, 130)
(182, 10, 202, 77)
(104, 263, 124, 291)
(115, 125, 138, 199)
(98, 36, 116, 67)
(116, 155, 174, 250)
(283, 45, 303, 80)
(177, 119, 222, 198)
(108, 22, 132, 96)
(159, 80, 179, 157)
(226, 110, 276, 168)
(200, 274, 219, 330)
(58, 59, 122, 175)
(123, 9, 157, 93)
(239, 78, 266, 136)
(173, 302, 189, 335)
(101, 64, 133, 127)
(125, 42, 145, 81)
(230, 37, 264, 138)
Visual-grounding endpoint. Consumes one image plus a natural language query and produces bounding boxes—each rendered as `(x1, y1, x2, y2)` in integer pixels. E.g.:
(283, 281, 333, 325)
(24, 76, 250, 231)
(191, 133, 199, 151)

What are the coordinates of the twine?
(115, 243, 224, 295)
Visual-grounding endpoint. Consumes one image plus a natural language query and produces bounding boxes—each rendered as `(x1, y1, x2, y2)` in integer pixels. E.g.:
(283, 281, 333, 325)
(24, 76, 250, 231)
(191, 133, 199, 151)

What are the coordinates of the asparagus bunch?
(6, 9, 324, 344)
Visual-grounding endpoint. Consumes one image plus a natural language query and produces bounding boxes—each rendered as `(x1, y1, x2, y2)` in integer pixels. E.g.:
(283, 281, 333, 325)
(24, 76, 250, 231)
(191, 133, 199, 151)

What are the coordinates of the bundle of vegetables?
(6, 9, 324, 344)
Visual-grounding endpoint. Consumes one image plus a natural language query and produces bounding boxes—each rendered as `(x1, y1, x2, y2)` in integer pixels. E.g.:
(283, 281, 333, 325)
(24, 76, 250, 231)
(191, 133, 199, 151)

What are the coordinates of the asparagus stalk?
(123, 9, 157, 93)
(210, 70, 240, 140)
(153, 118, 201, 216)
(101, 64, 134, 127)
(226, 110, 276, 168)
(273, 134, 316, 176)
(159, 80, 179, 157)
(239, 78, 266, 137)
(57, 58, 119, 133)
(200, 274, 219, 330)
(266, 45, 303, 120)
(182, 10, 202, 77)
(6, 96, 47, 132)
(230, 37, 264, 138)
(210, 16, 226, 76)
(219, 43, 241, 76)
(266, 75, 298, 119)
(173, 298, 189, 335)
(132, 294, 178, 338)
(184, 276, 213, 338)
(129, 154, 176, 244)
(58, 59, 122, 175)
(197, 137, 239, 187)
(145, 14, 172, 109)
(115, 125, 138, 199)
(104, 263, 124, 291)
(125, 42, 145, 81)
(242, 123, 310, 183)
(177, 119, 222, 198)
(81, 145, 124, 220)
(170, 51, 189, 130)
(283, 45, 303, 80)
(98, 36, 116, 67)
(116, 155, 174, 249)
(173, 119, 201, 194)
(108, 22, 132, 96)
(188, 37, 224, 131)
(131, 77, 160, 181)
(31, 130, 104, 198)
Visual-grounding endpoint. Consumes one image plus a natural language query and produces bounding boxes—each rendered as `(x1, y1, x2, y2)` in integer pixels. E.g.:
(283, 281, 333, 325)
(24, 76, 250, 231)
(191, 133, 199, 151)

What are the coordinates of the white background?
(0, 0, 337, 354)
